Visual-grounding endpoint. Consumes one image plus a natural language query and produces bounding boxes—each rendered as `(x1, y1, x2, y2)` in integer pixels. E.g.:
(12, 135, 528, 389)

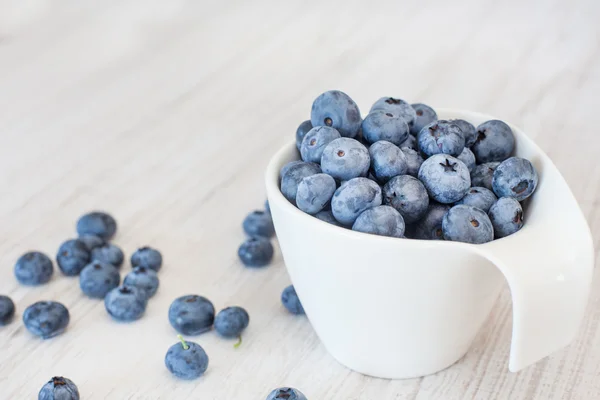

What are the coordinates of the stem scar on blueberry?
(309, 138, 317, 146)
(416, 109, 424, 116)
(434, 228, 443, 238)
(337, 150, 345, 157)
(475, 130, 486, 144)
(234, 335, 242, 349)
(52, 377, 66, 386)
(514, 210, 524, 224)
(385, 112, 393, 117)
(177, 334, 190, 350)
(470, 219, 480, 228)
(385, 97, 400, 104)
(512, 181, 528, 194)
(439, 159, 457, 172)
(324, 117, 333, 126)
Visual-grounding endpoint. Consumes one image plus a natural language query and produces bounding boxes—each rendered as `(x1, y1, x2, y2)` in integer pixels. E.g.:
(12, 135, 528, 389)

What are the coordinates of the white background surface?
(0, 1, 599, 399)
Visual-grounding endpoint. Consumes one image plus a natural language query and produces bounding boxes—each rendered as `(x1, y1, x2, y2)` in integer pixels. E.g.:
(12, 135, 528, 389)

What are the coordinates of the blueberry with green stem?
(168, 295, 215, 335)
(0, 295, 15, 326)
(76, 211, 117, 240)
(214, 306, 250, 347)
(14, 251, 54, 285)
(165, 335, 209, 380)
(38, 376, 80, 400)
(23, 301, 70, 339)
(130, 246, 163, 272)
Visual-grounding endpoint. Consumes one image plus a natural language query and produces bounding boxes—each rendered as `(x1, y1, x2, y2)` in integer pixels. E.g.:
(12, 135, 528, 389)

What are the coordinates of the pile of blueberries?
(281, 90, 539, 243)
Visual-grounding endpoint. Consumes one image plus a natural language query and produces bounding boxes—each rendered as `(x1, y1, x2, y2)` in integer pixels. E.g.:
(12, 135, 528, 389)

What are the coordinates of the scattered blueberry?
(130, 246, 163, 272)
(413, 203, 451, 240)
(168, 295, 215, 335)
(417, 120, 465, 157)
(280, 161, 322, 204)
(14, 251, 53, 285)
(296, 173, 337, 215)
(295, 120, 313, 151)
(399, 134, 417, 150)
(382, 175, 429, 223)
(78, 234, 105, 251)
(281, 285, 304, 315)
(165, 336, 209, 380)
(0, 295, 15, 326)
(401, 147, 424, 177)
(76, 211, 117, 240)
(411, 103, 437, 136)
(456, 187, 497, 212)
(56, 239, 90, 276)
(370, 97, 417, 128)
(470, 162, 500, 190)
(489, 197, 524, 238)
(331, 177, 382, 225)
(243, 210, 275, 238)
(450, 119, 477, 147)
(361, 110, 409, 146)
(238, 237, 274, 267)
(492, 157, 539, 201)
(23, 301, 70, 339)
(442, 205, 494, 244)
(38, 376, 80, 400)
(457, 147, 476, 173)
(369, 141, 408, 183)
(300, 126, 341, 163)
(123, 267, 160, 299)
(104, 285, 147, 322)
(266, 387, 307, 400)
(472, 120, 515, 163)
(214, 306, 250, 338)
(321, 138, 370, 181)
(314, 210, 344, 227)
(352, 205, 405, 238)
(79, 261, 120, 299)
(91, 243, 124, 268)
(418, 154, 470, 204)
(311, 90, 361, 138)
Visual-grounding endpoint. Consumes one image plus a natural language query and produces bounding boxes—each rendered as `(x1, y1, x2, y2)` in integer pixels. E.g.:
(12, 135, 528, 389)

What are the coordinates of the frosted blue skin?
(91, 243, 124, 269)
(15, 251, 53, 285)
(492, 157, 539, 201)
(413, 203, 451, 240)
(23, 301, 70, 339)
(401, 147, 424, 177)
(450, 119, 477, 147)
(300, 126, 341, 163)
(295, 120, 313, 151)
(352, 205, 405, 238)
(311, 90, 362, 138)
(56, 239, 91, 276)
(370, 97, 417, 128)
(130, 247, 163, 272)
(442, 205, 494, 244)
(369, 141, 408, 183)
(418, 154, 471, 204)
(124, 267, 160, 299)
(296, 173, 337, 215)
(489, 197, 524, 238)
(38, 377, 80, 400)
(243, 210, 275, 238)
(457, 147, 476, 173)
(104, 286, 147, 322)
(165, 341, 209, 380)
(331, 177, 382, 226)
(361, 110, 409, 146)
(238, 237, 274, 268)
(280, 162, 322, 204)
(79, 261, 120, 299)
(0, 295, 15, 326)
(417, 120, 465, 157)
(266, 388, 307, 400)
(169, 295, 215, 335)
(76, 211, 117, 240)
(411, 103, 437, 136)
(281, 285, 304, 315)
(472, 120, 515, 163)
(280, 160, 304, 179)
(321, 138, 370, 181)
(78, 234, 105, 251)
(214, 306, 249, 338)
(382, 175, 429, 223)
(314, 210, 344, 227)
(456, 187, 497, 213)
(399, 134, 417, 150)
(471, 162, 500, 190)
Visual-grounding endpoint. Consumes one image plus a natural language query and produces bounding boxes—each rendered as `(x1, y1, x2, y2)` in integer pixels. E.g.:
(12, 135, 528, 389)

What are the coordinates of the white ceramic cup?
(265, 109, 595, 379)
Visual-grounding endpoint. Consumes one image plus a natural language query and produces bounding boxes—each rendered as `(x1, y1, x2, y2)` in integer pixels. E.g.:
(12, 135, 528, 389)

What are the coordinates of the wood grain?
(0, 0, 599, 398)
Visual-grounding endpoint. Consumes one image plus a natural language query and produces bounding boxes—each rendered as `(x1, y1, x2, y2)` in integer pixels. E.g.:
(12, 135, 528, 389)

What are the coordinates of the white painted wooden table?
(0, 1, 599, 399)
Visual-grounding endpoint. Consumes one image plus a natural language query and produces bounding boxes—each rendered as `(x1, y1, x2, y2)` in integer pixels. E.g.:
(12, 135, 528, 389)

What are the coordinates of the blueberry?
(311, 90, 361, 138)
(280, 160, 304, 179)
(78, 234, 105, 251)
(370, 97, 417, 128)
(471, 162, 500, 190)
(280, 162, 322, 204)
(411, 103, 437, 136)
(489, 197, 524, 238)
(321, 138, 370, 181)
(418, 154, 471, 204)
(104, 285, 147, 322)
(130, 246, 163, 272)
(382, 175, 429, 223)
(238, 237, 274, 267)
(472, 120, 515, 163)
(15, 251, 53, 285)
(91, 243, 124, 268)
(76, 211, 117, 240)
(38, 376, 80, 400)
(243, 210, 275, 238)
(23, 301, 70, 339)
(123, 267, 160, 299)
(165, 338, 209, 380)
(296, 173, 337, 215)
(399, 134, 417, 150)
(0, 295, 15, 326)
(168, 295, 215, 335)
(266, 387, 307, 400)
(492, 157, 539, 201)
(369, 141, 408, 184)
(295, 120, 313, 151)
(331, 177, 382, 225)
(457, 147, 476, 173)
(314, 210, 344, 227)
(352, 205, 405, 238)
(456, 187, 497, 212)
(450, 119, 477, 147)
(281, 285, 304, 315)
(401, 147, 424, 177)
(79, 261, 120, 299)
(56, 239, 91, 276)
(413, 203, 451, 240)
(442, 205, 494, 244)
(214, 306, 250, 338)
(300, 126, 341, 163)
(361, 111, 409, 146)
(417, 120, 465, 157)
